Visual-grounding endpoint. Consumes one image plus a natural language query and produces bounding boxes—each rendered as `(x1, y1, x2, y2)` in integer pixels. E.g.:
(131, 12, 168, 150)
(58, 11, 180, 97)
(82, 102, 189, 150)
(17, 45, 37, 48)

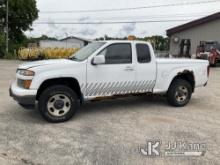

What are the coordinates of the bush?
(18, 48, 79, 60)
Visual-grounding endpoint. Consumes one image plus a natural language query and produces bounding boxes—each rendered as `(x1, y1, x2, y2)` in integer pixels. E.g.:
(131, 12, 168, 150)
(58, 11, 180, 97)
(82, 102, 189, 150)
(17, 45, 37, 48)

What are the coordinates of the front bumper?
(9, 82, 37, 105)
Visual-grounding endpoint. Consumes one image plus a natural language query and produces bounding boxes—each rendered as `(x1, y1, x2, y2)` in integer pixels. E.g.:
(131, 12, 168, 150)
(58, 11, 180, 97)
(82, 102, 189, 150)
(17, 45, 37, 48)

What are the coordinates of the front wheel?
(167, 79, 192, 107)
(38, 85, 79, 123)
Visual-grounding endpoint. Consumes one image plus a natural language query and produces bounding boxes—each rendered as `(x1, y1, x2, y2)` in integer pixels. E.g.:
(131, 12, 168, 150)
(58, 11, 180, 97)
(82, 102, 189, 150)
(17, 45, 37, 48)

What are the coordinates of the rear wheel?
(38, 85, 79, 123)
(167, 79, 192, 107)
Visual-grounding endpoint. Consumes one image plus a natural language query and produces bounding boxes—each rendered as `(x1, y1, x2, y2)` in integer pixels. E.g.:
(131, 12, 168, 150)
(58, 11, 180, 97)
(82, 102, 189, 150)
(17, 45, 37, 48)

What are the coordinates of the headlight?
(17, 69, 35, 76)
(17, 79, 32, 89)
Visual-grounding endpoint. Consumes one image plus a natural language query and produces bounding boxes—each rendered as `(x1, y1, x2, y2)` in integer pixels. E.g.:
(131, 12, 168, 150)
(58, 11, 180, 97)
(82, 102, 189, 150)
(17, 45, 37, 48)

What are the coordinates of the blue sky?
(26, 0, 220, 39)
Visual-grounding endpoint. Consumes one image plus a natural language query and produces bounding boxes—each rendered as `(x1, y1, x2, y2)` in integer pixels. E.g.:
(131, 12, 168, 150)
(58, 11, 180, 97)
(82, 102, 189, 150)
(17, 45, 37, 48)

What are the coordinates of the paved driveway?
(0, 60, 219, 165)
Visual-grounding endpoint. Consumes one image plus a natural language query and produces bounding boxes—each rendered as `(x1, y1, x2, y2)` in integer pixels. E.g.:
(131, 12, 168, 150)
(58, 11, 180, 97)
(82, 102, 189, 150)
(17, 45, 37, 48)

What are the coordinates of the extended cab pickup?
(10, 41, 209, 122)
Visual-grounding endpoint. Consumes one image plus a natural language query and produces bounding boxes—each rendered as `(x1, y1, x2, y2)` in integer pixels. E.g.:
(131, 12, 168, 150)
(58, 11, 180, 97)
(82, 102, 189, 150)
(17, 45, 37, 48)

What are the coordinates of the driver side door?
(86, 43, 136, 98)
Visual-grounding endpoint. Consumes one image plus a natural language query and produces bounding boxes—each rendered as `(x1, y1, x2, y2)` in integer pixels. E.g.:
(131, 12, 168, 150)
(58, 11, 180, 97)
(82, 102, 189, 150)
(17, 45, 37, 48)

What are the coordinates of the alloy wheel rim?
(47, 94, 71, 117)
(175, 86, 188, 103)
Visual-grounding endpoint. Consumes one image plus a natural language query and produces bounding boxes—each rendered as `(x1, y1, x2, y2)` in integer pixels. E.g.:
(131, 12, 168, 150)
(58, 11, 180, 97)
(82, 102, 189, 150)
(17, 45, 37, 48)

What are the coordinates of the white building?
(39, 36, 91, 49)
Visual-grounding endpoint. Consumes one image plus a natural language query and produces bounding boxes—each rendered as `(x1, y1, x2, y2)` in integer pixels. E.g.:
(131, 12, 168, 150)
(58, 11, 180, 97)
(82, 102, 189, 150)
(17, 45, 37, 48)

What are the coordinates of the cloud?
(32, 0, 220, 39)
(78, 27, 97, 36)
(139, 30, 149, 36)
(78, 16, 91, 22)
(119, 23, 136, 36)
(76, 16, 98, 36)
(47, 19, 57, 29)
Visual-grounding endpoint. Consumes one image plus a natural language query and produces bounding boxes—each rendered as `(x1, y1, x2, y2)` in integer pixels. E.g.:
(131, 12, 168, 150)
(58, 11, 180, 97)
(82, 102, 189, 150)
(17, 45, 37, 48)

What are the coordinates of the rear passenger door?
(135, 43, 157, 92)
(86, 43, 136, 97)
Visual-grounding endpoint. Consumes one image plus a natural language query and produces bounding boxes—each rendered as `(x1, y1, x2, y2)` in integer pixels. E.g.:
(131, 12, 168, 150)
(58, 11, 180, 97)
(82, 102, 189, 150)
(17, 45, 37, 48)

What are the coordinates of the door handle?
(124, 66, 134, 71)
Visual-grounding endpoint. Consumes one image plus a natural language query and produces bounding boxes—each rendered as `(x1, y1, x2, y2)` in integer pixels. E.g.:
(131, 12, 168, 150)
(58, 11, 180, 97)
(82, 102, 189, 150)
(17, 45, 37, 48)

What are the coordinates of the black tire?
(38, 85, 79, 123)
(167, 79, 192, 107)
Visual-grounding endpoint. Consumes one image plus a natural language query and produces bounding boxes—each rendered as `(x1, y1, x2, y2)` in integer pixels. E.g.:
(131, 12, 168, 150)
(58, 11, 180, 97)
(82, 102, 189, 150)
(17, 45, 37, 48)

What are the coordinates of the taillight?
(207, 65, 210, 77)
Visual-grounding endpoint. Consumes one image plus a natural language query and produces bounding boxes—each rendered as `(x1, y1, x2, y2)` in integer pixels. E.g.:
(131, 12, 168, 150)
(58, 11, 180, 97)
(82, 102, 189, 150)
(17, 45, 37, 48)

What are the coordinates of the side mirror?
(92, 55, 105, 65)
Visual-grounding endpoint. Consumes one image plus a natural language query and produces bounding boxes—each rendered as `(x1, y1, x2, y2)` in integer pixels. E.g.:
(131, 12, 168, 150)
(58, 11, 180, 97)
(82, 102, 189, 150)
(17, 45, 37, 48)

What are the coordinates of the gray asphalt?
(0, 60, 219, 165)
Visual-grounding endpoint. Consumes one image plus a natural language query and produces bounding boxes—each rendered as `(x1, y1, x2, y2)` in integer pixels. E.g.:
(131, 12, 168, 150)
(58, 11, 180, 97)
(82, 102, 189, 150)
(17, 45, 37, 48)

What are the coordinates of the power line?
(32, 19, 192, 25)
(37, 12, 215, 22)
(40, 0, 220, 13)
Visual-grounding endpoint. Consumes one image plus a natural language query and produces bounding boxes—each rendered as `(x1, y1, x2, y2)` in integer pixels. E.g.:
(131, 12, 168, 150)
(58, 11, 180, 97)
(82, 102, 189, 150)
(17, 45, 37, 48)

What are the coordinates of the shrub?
(18, 48, 79, 60)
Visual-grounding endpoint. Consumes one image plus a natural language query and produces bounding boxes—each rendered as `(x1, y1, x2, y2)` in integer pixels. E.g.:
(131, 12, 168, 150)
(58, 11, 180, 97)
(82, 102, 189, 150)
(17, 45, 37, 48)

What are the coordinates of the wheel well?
(36, 78, 83, 102)
(171, 71, 195, 92)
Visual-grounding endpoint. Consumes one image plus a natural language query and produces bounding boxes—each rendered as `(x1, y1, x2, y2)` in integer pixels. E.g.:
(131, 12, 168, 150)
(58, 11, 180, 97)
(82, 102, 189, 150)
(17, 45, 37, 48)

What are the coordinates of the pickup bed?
(10, 41, 209, 122)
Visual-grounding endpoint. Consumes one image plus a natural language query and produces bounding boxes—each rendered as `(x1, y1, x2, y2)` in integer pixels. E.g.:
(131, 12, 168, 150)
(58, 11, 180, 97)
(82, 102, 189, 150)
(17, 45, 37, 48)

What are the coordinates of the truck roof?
(95, 40, 150, 44)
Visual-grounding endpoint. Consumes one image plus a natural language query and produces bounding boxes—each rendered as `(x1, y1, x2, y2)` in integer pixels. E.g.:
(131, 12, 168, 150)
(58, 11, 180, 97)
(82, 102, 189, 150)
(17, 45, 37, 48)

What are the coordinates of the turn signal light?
(23, 80, 32, 89)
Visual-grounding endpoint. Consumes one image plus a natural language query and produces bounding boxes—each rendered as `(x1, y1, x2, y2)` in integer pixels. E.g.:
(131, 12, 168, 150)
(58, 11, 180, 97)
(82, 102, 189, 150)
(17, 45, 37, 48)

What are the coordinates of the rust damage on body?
(176, 70, 195, 92)
(177, 70, 194, 76)
(91, 92, 153, 102)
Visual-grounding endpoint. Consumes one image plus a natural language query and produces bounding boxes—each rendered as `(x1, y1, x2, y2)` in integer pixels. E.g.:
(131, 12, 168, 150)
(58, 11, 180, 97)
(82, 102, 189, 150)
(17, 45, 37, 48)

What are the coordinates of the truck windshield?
(69, 42, 106, 61)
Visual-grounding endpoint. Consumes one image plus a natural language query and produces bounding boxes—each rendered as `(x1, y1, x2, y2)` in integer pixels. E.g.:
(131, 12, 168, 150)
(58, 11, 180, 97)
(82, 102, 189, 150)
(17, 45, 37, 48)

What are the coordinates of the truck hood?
(18, 59, 74, 70)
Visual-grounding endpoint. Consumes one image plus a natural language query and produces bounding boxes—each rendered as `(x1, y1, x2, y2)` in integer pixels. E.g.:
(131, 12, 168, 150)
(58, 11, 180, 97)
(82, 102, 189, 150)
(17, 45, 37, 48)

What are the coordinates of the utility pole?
(65, 32, 68, 48)
(5, 0, 8, 54)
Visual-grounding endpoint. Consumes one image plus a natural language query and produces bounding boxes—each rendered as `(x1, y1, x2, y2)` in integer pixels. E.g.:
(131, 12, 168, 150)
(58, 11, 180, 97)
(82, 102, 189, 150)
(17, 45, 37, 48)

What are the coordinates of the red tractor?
(196, 41, 220, 67)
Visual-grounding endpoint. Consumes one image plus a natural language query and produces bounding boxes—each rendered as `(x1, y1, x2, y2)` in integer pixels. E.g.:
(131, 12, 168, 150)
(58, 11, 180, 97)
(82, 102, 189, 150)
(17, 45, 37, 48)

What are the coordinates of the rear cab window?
(136, 44, 151, 63)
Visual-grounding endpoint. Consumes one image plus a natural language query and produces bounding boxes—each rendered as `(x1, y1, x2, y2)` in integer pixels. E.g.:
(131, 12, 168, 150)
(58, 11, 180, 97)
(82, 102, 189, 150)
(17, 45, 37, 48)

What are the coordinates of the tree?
(0, 0, 38, 56)
(144, 35, 169, 51)
(0, 33, 5, 57)
(23, 35, 57, 47)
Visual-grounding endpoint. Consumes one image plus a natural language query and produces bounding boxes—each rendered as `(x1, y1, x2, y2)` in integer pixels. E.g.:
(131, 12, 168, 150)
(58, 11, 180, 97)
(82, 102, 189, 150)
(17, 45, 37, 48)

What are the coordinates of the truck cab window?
(99, 43, 132, 64)
(136, 44, 151, 63)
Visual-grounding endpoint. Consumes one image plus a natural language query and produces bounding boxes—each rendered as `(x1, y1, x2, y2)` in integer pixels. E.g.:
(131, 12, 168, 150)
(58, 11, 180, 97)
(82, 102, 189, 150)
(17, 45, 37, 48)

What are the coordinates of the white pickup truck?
(10, 41, 209, 122)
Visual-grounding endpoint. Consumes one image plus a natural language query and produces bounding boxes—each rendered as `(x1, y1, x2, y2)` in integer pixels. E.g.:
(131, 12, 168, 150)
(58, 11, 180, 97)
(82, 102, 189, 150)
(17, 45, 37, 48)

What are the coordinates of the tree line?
(96, 35, 170, 51)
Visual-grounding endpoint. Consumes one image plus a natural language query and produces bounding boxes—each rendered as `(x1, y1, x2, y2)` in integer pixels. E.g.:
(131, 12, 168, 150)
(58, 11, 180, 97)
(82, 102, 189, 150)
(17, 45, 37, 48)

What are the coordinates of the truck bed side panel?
(153, 59, 209, 94)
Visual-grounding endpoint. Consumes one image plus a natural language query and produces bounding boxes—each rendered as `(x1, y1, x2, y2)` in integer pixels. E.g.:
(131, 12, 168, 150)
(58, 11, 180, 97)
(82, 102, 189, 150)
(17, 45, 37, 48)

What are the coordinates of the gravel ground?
(0, 60, 219, 165)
